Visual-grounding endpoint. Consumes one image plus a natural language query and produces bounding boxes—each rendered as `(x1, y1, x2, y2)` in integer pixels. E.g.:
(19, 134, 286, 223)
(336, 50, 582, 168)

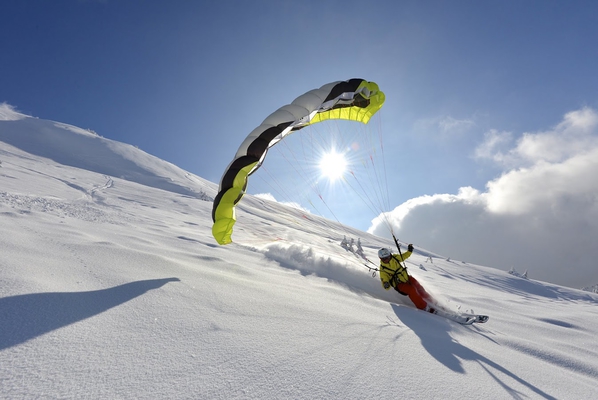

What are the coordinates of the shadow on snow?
(0, 277, 180, 350)
(392, 304, 557, 400)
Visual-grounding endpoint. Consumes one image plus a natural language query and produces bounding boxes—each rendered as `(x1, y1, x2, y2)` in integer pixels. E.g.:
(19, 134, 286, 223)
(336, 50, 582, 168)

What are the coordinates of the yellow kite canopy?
(211, 78, 385, 245)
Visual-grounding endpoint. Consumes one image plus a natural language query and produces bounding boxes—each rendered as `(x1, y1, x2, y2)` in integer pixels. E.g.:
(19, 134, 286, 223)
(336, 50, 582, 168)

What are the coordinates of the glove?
(383, 281, 390, 290)
(408, 244, 414, 252)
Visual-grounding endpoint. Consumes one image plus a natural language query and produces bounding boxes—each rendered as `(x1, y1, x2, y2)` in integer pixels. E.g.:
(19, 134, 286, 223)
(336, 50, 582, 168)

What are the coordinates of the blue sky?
(3, 1, 598, 286)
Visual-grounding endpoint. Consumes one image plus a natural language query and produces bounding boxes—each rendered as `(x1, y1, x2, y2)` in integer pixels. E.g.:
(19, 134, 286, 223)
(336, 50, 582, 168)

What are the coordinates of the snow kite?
(211, 78, 385, 245)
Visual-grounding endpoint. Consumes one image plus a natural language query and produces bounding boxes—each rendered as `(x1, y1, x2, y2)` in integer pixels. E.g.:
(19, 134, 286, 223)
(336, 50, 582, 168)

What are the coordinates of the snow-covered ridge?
(0, 102, 28, 121)
(0, 108, 215, 200)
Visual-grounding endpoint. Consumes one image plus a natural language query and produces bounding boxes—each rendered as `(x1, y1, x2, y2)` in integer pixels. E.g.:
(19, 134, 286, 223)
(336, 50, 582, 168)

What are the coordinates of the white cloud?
(485, 149, 598, 215)
(369, 107, 598, 289)
(476, 107, 598, 167)
(438, 116, 476, 133)
(414, 115, 476, 138)
(515, 109, 598, 164)
(473, 129, 513, 163)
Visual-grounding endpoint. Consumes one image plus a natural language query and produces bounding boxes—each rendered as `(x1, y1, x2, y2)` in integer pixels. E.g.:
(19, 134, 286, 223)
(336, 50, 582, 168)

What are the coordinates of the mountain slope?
(1, 112, 597, 399)
(0, 107, 213, 200)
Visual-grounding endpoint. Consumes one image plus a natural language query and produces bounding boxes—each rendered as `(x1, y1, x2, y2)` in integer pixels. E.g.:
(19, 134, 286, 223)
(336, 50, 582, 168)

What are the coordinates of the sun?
(319, 150, 347, 182)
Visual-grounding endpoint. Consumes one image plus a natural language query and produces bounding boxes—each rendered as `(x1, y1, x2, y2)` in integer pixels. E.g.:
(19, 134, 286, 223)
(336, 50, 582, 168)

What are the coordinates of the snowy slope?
(1, 111, 597, 399)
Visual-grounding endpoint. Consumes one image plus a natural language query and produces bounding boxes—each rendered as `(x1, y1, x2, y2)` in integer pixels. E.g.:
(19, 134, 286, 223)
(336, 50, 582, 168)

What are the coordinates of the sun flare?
(319, 150, 347, 182)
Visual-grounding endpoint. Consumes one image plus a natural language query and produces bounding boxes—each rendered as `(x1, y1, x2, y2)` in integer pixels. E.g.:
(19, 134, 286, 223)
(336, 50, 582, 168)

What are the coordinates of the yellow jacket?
(379, 251, 412, 289)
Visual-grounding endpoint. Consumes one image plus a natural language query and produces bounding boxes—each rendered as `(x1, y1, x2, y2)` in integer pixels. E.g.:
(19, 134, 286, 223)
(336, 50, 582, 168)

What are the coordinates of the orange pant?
(396, 276, 432, 310)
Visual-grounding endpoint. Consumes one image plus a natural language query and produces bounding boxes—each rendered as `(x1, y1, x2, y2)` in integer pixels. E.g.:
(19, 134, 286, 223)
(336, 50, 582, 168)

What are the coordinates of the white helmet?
(378, 248, 391, 259)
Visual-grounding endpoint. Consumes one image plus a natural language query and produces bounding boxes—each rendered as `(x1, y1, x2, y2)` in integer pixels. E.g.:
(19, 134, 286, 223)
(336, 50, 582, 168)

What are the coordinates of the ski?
(465, 314, 489, 324)
(432, 309, 489, 325)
